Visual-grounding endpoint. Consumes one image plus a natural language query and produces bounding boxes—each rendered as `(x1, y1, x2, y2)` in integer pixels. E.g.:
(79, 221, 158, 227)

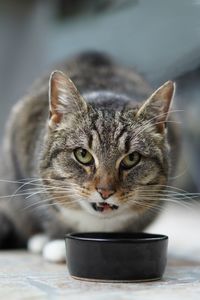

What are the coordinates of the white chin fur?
(28, 234, 49, 254)
(42, 240, 66, 263)
(60, 205, 138, 232)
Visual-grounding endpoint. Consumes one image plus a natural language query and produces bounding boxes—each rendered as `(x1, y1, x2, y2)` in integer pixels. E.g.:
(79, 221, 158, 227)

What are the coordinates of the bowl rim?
(65, 232, 168, 243)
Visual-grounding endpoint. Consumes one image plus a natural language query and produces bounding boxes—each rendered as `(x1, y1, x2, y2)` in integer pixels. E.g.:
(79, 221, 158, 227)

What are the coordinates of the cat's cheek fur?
(42, 240, 66, 263)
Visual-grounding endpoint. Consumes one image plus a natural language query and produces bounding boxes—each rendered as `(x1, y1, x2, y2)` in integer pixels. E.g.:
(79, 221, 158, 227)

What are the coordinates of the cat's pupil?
(129, 153, 135, 161)
(81, 149, 87, 157)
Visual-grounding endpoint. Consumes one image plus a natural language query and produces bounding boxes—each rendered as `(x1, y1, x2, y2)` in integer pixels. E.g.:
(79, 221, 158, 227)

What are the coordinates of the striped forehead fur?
(49, 99, 166, 170)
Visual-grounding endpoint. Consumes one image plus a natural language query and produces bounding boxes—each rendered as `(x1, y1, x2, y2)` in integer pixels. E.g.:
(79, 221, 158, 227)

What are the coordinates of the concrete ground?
(0, 203, 200, 300)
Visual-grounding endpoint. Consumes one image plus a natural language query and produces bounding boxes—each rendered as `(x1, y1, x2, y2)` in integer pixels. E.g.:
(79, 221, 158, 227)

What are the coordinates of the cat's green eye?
(74, 148, 94, 165)
(120, 152, 141, 170)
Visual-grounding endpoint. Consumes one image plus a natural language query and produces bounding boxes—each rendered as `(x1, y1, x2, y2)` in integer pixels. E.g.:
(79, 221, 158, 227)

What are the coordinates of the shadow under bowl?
(65, 232, 168, 282)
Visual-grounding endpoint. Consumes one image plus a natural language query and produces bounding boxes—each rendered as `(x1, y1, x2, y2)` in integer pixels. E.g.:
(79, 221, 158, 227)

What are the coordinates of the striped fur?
(0, 52, 179, 247)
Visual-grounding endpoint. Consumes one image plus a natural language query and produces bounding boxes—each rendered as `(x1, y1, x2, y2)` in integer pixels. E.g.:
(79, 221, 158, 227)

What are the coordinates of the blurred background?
(0, 0, 199, 192)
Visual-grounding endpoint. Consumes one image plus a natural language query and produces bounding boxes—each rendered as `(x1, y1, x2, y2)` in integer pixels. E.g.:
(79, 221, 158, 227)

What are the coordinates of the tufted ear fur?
(136, 81, 175, 133)
(48, 71, 88, 129)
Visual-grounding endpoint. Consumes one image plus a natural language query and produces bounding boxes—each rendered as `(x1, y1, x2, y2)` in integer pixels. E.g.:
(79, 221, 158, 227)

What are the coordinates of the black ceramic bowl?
(65, 232, 168, 282)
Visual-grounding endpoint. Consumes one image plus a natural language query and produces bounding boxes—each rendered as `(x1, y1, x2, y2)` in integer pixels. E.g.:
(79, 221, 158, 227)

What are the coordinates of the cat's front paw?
(42, 239, 66, 263)
(28, 234, 50, 254)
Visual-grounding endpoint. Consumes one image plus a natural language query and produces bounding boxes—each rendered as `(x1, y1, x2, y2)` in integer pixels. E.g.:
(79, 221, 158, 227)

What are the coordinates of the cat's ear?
(136, 81, 175, 132)
(48, 70, 88, 129)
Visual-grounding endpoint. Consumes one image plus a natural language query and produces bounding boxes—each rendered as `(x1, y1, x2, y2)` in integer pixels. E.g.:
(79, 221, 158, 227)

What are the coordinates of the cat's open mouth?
(91, 202, 119, 212)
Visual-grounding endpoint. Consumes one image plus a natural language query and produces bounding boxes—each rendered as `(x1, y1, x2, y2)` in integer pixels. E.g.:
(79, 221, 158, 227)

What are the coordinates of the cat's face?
(40, 71, 175, 218)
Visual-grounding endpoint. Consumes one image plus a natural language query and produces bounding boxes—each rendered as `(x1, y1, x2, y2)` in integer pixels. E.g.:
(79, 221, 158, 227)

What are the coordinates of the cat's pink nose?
(96, 188, 115, 200)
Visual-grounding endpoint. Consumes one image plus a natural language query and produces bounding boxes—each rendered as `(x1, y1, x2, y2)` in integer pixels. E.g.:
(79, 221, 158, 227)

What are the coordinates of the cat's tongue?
(96, 203, 112, 212)
(101, 203, 112, 211)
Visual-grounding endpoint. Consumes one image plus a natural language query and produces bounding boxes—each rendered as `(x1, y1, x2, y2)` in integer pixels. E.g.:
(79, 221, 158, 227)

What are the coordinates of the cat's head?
(40, 71, 175, 218)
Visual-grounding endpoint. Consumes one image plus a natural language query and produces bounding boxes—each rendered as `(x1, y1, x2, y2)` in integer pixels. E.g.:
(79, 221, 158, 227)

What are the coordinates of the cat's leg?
(38, 214, 70, 263)
(0, 192, 43, 250)
(42, 239, 66, 263)
(0, 211, 26, 249)
(0, 152, 42, 249)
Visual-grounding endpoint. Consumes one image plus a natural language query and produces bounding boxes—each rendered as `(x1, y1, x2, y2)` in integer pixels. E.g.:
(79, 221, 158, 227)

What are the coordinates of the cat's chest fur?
(60, 207, 139, 232)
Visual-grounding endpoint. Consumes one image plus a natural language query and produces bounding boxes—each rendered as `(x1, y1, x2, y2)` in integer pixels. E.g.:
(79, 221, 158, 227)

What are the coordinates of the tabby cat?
(0, 52, 178, 262)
